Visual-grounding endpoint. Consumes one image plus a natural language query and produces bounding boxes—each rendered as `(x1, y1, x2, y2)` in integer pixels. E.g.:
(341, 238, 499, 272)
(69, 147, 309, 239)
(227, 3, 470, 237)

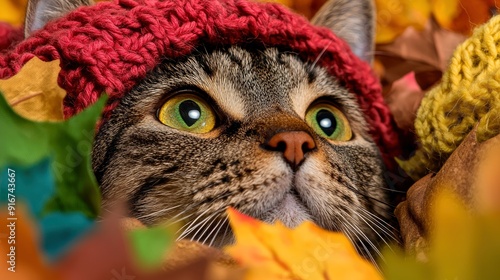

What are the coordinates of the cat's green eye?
(305, 103, 352, 141)
(158, 94, 216, 133)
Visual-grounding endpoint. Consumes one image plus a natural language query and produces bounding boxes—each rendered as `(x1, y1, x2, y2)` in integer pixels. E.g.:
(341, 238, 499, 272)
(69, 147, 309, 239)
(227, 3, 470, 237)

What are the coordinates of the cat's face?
(92, 45, 391, 255)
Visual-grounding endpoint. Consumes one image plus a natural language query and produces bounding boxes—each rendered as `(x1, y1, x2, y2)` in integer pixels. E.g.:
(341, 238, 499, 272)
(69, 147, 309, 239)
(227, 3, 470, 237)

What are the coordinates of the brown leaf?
(384, 72, 426, 133)
(376, 17, 466, 140)
(56, 210, 217, 280)
(376, 18, 466, 90)
(395, 127, 500, 256)
(119, 217, 240, 280)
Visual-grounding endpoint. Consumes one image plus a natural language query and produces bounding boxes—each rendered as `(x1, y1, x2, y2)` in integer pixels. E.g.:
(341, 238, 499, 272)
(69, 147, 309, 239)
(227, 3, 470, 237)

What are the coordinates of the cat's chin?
(264, 190, 312, 229)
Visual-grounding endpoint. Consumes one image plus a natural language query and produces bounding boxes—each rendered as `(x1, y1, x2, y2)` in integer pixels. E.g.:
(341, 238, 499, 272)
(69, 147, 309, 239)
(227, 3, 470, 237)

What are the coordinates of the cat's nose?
(265, 131, 316, 169)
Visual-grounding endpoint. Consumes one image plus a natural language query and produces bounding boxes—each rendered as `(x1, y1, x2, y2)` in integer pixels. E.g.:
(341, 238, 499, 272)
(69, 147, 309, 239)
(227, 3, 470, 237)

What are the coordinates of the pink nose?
(265, 131, 316, 169)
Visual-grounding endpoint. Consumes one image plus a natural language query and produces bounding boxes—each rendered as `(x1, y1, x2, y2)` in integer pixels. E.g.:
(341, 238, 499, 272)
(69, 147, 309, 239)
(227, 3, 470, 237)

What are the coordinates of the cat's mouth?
(263, 186, 312, 228)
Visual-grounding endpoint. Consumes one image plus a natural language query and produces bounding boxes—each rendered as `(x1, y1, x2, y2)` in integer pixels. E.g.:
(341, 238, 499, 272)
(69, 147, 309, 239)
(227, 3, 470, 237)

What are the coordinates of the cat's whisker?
(363, 220, 399, 246)
(209, 216, 228, 247)
(180, 210, 221, 241)
(174, 215, 197, 237)
(194, 212, 223, 243)
(354, 211, 393, 251)
(344, 183, 397, 210)
(356, 209, 398, 238)
(345, 225, 380, 271)
(168, 212, 195, 228)
(167, 194, 229, 227)
(338, 223, 357, 250)
(200, 212, 226, 245)
(176, 208, 212, 240)
(360, 239, 380, 270)
(339, 221, 379, 269)
(172, 191, 234, 241)
(378, 187, 407, 194)
(348, 176, 407, 194)
(220, 218, 232, 247)
(340, 214, 384, 262)
(310, 41, 332, 69)
(136, 204, 183, 219)
(359, 208, 400, 242)
(189, 212, 220, 242)
(359, 208, 398, 231)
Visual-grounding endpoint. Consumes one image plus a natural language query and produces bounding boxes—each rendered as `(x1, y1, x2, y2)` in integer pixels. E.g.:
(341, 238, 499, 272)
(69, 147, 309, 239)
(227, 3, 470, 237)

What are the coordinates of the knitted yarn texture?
(0, 0, 400, 168)
(400, 15, 500, 179)
(0, 22, 22, 52)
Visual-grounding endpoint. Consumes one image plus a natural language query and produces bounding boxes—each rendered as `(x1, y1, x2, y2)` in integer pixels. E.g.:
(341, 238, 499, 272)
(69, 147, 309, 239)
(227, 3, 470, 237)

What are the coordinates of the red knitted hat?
(0, 23, 22, 52)
(0, 0, 400, 168)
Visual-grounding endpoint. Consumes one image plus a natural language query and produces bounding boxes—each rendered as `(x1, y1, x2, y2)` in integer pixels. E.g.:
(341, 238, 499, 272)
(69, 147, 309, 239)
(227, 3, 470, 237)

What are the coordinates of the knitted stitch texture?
(0, 22, 22, 52)
(400, 15, 500, 179)
(0, 0, 400, 168)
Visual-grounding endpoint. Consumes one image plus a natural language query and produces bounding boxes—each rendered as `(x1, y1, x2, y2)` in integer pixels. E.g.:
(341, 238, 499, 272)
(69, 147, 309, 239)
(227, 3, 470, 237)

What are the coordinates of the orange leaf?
(375, 0, 431, 43)
(0, 206, 60, 280)
(0, 0, 27, 26)
(431, 0, 461, 28)
(225, 208, 382, 280)
(442, 0, 498, 35)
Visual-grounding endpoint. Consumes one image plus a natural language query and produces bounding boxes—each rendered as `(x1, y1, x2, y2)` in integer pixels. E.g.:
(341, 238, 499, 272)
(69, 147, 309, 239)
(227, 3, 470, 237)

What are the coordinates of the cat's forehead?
(144, 45, 358, 120)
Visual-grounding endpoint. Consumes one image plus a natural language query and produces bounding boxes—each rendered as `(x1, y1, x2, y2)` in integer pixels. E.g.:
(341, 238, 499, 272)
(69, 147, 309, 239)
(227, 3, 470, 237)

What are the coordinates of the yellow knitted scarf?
(399, 15, 500, 180)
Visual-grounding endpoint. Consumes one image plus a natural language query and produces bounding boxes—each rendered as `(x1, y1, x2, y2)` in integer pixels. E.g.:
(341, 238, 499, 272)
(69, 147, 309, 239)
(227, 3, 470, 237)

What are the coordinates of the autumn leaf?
(0, 204, 212, 280)
(431, 0, 461, 29)
(0, 57, 66, 122)
(375, 17, 467, 145)
(395, 127, 500, 257)
(375, 0, 432, 44)
(0, 0, 27, 26)
(429, 192, 500, 279)
(376, 18, 466, 90)
(225, 208, 381, 280)
(385, 189, 500, 279)
(439, 0, 499, 35)
(0, 206, 61, 280)
(128, 226, 174, 270)
(0, 91, 105, 218)
(0, 158, 95, 260)
(374, 0, 496, 44)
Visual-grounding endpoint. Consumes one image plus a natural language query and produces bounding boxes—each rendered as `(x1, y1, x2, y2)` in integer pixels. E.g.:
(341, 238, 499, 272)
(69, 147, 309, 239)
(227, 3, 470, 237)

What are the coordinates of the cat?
(24, 0, 397, 260)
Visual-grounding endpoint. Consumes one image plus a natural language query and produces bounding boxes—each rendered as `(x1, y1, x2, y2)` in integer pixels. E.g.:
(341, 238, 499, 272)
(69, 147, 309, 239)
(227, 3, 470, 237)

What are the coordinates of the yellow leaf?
(225, 208, 382, 280)
(375, 0, 431, 43)
(0, 0, 27, 26)
(431, 0, 461, 29)
(0, 206, 60, 279)
(0, 57, 66, 122)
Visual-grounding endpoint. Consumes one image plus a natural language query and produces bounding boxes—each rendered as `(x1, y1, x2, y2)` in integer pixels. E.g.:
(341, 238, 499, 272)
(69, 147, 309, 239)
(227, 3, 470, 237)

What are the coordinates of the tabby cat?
(25, 0, 396, 260)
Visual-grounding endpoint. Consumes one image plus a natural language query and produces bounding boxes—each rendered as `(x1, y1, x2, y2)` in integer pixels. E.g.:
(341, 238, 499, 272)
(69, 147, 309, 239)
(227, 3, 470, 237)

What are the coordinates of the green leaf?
(128, 226, 174, 269)
(0, 91, 106, 218)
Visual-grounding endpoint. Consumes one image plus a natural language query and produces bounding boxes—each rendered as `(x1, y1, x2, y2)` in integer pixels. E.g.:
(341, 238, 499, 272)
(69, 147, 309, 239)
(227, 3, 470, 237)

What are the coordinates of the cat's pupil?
(179, 100, 201, 127)
(316, 109, 336, 136)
